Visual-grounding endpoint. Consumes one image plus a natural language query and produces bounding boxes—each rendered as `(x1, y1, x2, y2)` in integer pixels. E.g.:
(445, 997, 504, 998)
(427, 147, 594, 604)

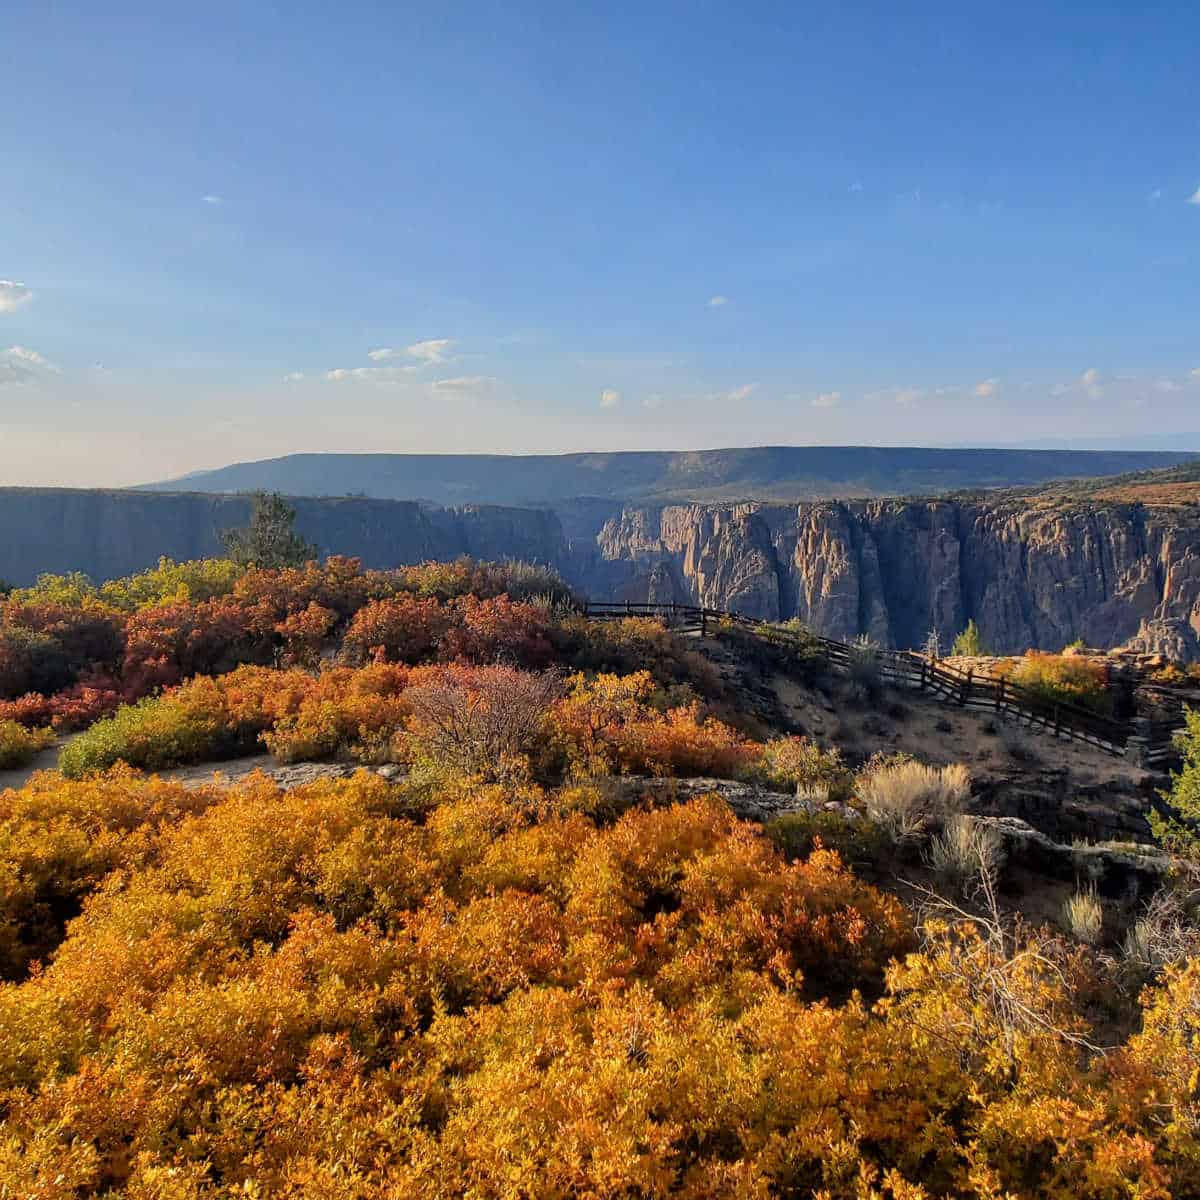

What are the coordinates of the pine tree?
(951, 619, 985, 657)
(221, 492, 317, 569)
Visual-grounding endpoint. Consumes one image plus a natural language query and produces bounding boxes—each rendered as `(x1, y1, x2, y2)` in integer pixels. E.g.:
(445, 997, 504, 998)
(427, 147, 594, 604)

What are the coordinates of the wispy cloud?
(726, 383, 757, 403)
(811, 391, 841, 408)
(1188, 186, 1200, 206)
(0, 345, 57, 386)
(642, 393, 663, 409)
(368, 339, 455, 365)
(203, 194, 223, 206)
(431, 375, 493, 393)
(282, 371, 305, 383)
(894, 388, 922, 408)
(1149, 188, 1162, 202)
(707, 295, 728, 308)
(1154, 378, 1181, 393)
(325, 366, 414, 384)
(974, 378, 998, 399)
(849, 181, 863, 193)
(0, 281, 32, 314)
(599, 388, 621, 408)
(406, 338, 455, 365)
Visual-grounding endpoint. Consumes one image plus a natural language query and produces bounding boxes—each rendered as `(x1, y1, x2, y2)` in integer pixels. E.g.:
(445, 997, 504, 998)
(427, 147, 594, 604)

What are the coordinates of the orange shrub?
(341, 593, 456, 664)
(551, 670, 755, 778)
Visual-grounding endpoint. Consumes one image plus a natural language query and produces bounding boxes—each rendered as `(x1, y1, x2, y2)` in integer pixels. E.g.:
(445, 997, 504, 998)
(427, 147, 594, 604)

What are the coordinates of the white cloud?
(726, 383, 757, 403)
(642, 393, 663, 409)
(811, 391, 841, 408)
(707, 295, 728, 308)
(1079, 367, 1100, 386)
(0, 281, 32, 314)
(0, 345, 57, 386)
(431, 375, 493, 393)
(203, 194, 223, 206)
(599, 388, 621, 408)
(1191, 367, 1200, 378)
(1188, 186, 1200, 206)
(894, 388, 923, 408)
(1154, 378, 1181, 393)
(282, 371, 305, 383)
(974, 378, 998, 398)
(405, 338, 454, 365)
(324, 366, 414, 384)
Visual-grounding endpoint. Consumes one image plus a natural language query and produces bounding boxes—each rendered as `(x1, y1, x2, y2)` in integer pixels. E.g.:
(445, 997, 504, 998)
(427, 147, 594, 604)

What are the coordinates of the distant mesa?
(141, 446, 1200, 507)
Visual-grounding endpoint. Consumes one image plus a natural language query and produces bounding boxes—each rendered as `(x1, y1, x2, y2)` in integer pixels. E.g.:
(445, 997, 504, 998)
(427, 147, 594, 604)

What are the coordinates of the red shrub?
(443, 595, 553, 669)
(342, 594, 457, 665)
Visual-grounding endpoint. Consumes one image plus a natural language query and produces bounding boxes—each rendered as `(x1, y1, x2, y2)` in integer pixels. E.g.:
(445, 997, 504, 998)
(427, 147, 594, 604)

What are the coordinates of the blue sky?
(3, 1, 1199, 485)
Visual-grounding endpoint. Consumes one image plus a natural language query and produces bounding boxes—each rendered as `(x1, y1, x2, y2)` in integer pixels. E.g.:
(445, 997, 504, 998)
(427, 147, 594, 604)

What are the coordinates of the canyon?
(3, 486, 1200, 660)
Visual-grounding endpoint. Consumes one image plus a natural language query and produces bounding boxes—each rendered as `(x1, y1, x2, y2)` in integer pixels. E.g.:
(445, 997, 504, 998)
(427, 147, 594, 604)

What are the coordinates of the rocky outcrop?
(581, 500, 1200, 660)
(4, 486, 1200, 662)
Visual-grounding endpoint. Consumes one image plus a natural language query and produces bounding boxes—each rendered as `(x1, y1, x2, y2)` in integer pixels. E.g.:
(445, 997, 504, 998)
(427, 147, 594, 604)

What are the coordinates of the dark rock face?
(3, 487, 1199, 662)
(0, 489, 568, 585)
(580, 500, 1200, 660)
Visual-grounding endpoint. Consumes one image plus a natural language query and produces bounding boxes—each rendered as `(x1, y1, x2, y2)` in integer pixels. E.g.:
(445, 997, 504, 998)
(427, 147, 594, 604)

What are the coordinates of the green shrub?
(58, 693, 230, 778)
(0, 721, 55, 770)
(756, 737, 853, 801)
(765, 810, 882, 864)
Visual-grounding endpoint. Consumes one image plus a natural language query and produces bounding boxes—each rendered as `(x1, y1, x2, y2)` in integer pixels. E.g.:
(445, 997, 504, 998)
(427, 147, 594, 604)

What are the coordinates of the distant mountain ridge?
(142, 447, 1200, 507)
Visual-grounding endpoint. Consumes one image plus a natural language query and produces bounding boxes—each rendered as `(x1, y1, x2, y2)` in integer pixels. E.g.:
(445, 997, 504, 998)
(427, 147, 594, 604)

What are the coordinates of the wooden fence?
(582, 601, 1189, 762)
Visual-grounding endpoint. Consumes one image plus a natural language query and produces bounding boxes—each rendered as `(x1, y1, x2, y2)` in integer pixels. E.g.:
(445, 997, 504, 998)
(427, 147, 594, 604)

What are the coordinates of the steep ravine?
(584, 500, 1200, 659)
(2, 488, 1199, 660)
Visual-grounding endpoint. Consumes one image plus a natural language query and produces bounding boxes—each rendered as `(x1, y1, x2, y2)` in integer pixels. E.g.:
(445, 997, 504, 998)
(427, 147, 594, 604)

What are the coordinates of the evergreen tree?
(951, 619, 986, 656)
(1151, 708, 1200, 856)
(221, 492, 317, 569)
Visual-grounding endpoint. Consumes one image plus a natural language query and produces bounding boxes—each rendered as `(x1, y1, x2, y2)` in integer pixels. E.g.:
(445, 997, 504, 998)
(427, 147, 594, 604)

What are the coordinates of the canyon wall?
(583, 500, 1200, 659)
(0, 489, 567, 586)
(2, 488, 1199, 660)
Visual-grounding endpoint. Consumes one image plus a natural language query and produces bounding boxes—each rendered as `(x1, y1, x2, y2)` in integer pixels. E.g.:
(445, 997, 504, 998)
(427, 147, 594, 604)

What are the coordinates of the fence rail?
(582, 601, 1189, 761)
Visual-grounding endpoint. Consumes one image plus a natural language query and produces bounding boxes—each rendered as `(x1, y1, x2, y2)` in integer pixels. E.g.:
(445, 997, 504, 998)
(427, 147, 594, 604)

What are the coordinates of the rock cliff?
(3, 488, 1199, 661)
(584, 500, 1200, 659)
(0, 489, 567, 586)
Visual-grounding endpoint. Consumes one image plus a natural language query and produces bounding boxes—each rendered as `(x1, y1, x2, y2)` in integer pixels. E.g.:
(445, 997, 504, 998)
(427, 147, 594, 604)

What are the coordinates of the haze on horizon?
(3, 1, 1200, 488)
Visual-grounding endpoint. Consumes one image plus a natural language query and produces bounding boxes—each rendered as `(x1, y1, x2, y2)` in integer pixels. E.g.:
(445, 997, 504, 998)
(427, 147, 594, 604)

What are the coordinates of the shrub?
(1060, 889, 1103, 945)
(756, 736, 853, 801)
(58, 686, 234, 778)
(403, 664, 561, 780)
(550, 671, 756, 780)
(0, 627, 73, 699)
(846, 634, 883, 702)
(0, 721, 54, 770)
(856, 756, 970, 842)
(342, 594, 455, 664)
(1008, 652, 1111, 715)
(764, 809, 882, 863)
(1121, 886, 1200, 975)
(98, 557, 246, 610)
(927, 815, 1005, 898)
(443, 594, 554, 668)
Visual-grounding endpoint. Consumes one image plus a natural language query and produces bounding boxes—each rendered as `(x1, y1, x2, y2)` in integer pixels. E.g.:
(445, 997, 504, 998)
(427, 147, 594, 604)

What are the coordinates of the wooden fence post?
(995, 677, 1004, 713)
(960, 669, 972, 706)
(700, 610, 707, 637)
